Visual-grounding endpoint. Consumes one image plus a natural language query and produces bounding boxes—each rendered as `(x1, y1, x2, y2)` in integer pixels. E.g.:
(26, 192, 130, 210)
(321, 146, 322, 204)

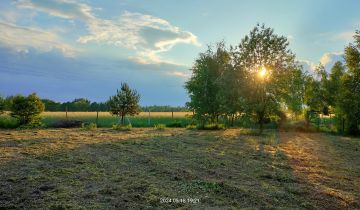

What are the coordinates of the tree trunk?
(121, 114, 124, 125)
(259, 112, 264, 134)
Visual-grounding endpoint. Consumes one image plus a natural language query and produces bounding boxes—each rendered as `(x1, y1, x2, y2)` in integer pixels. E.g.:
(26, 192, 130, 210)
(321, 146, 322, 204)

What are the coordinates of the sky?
(0, 0, 359, 106)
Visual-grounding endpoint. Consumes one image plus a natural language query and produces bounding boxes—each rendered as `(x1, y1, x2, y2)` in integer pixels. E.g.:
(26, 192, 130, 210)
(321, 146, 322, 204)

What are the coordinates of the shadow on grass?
(278, 132, 360, 209)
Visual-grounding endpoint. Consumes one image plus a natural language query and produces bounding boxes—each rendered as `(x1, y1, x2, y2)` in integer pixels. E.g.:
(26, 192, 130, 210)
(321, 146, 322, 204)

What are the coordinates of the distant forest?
(0, 97, 188, 112)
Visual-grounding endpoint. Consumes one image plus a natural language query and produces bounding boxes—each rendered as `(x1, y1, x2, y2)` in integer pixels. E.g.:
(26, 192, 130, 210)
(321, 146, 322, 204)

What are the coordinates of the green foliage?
(336, 30, 360, 135)
(0, 115, 19, 128)
(112, 124, 132, 131)
(108, 82, 141, 125)
(327, 61, 345, 107)
(41, 99, 62, 111)
(154, 123, 166, 130)
(199, 123, 226, 130)
(186, 124, 197, 130)
(141, 105, 189, 112)
(185, 41, 230, 125)
(81, 122, 97, 130)
(0, 96, 5, 115)
(166, 120, 183, 127)
(186, 24, 304, 133)
(10, 93, 45, 126)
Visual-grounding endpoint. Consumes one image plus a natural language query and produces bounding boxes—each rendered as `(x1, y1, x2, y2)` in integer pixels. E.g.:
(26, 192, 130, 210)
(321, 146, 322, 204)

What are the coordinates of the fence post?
(148, 110, 151, 126)
(172, 111, 174, 119)
(65, 105, 68, 119)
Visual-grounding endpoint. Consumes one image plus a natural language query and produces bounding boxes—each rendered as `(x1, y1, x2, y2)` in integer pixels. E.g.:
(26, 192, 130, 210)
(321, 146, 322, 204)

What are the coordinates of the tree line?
(185, 24, 360, 135)
(0, 96, 188, 112)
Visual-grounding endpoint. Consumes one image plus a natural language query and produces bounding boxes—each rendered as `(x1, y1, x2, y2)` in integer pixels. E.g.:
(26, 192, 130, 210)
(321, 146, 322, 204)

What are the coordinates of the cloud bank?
(0, 22, 77, 57)
(14, 0, 200, 63)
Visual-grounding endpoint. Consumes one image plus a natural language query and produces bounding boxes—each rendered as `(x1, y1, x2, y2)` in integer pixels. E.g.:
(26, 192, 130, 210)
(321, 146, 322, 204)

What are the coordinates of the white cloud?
(0, 10, 20, 23)
(298, 60, 317, 74)
(319, 52, 343, 69)
(15, 0, 201, 64)
(17, 0, 94, 21)
(0, 22, 77, 57)
(299, 52, 344, 75)
(165, 71, 190, 78)
(78, 11, 200, 63)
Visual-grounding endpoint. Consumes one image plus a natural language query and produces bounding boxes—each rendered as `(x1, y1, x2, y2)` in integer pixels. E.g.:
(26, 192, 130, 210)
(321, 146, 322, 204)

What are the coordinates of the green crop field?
(0, 112, 194, 128)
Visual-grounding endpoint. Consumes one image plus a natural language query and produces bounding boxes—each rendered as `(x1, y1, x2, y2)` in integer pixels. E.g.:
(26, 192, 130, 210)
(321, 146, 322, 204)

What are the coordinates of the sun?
(258, 67, 267, 78)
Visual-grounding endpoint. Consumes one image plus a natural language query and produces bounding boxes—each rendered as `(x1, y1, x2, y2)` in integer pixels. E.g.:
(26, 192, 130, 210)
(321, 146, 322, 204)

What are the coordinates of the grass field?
(0, 128, 359, 209)
(0, 112, 194, 128)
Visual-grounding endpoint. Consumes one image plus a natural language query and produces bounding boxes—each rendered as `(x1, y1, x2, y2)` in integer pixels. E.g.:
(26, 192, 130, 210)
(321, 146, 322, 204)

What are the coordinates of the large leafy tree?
(217, 46, 247, 126)
(282, 67, 305, 118)
(234, 24, 302, 133)
(327, 61, 345, 108)
(10, 93, 45, 125)
(185, 42, 230, 125)
(108, 83, 140, 125)
(337, 30, 360, 135)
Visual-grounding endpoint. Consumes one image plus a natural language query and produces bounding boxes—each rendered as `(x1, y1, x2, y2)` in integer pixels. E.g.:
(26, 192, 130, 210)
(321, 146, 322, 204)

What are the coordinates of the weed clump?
(186, 124, 197, 130)
(81, 122, 97, 130)
(199, 123, 226, 130)
(112, 124, 132, 131)
(154, 124, 166, 130)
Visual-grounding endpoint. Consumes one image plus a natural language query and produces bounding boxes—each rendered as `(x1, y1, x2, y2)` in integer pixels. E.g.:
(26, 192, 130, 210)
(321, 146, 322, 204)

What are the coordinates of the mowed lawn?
(0, 128, 359, 209)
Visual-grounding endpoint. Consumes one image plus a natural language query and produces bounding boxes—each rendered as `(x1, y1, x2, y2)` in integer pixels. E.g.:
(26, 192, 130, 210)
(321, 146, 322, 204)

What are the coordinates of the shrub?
(81, 122, 97, 130)
(10, 93, 45, 126)
(186, 124, 197, 130)
(0, 116, 19, 129)
(18, 123, 44, 129)
(166, 121, 183, 128)
(200, 123, 226, 130)
(154, 124, 166, 130)
(51, 120, 83, 128)
(112, 124, 132, 131)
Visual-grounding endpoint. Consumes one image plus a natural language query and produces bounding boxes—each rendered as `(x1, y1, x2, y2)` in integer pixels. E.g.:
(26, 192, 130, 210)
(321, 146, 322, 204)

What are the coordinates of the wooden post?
(342, 118, 345, 134)
(65, 105, 68, 119)
(148, 110, 151, 126)
(172, 111, 174, 119)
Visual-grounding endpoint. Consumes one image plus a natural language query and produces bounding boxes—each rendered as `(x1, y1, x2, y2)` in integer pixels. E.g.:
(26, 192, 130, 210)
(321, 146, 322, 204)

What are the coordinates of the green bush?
(10, 93, 45, 126)
(166, 121, 183, 127)
(112, 124, 132, 131)
(154, 124, 166, 130)
(0, 116, 19, 129)
(186, 124, 197, 130)
(81, 122, 97, 130)
(18, 123, 44, 129)
(200, 123, 226, 130)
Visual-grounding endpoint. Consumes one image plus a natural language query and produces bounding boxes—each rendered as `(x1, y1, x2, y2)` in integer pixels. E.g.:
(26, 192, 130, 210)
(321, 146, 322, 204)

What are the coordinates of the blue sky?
(0, 0, 359, 105)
